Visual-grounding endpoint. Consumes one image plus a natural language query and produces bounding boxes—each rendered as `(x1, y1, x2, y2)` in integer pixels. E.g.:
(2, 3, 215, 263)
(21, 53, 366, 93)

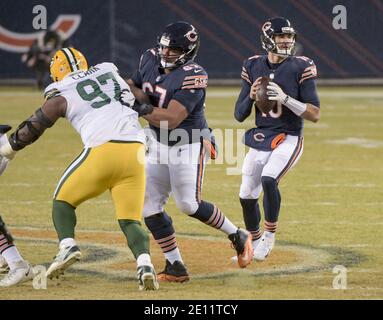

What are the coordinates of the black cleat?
(157, 260, 190, 283)
(228, 228, 254, 268)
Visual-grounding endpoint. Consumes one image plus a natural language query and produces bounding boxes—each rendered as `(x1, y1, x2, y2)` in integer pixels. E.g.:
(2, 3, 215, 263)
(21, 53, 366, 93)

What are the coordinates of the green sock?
(118, 219, 150, 258)
(52, 200, 77, 241)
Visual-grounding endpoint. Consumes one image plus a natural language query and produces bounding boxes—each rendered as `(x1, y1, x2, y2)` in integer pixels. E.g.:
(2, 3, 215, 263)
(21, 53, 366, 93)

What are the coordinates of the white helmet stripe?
(62, 48, 79, 71)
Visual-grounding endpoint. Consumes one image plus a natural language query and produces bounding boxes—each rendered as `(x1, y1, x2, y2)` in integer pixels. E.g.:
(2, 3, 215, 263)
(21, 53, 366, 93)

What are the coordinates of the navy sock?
(261, 176, 281, 225)
(190, 200, 225, 229)
(239, 198, 262, 241)
(145, 212, 178, 254)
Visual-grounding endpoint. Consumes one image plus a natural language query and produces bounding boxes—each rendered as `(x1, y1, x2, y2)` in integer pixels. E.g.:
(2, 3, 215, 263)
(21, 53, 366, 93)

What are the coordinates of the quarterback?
(234, 17, 320, 261)
(0, 48, 158, 290)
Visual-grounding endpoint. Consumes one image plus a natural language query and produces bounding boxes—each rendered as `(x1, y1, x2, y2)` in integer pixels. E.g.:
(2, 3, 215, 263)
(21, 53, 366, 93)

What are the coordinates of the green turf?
(0, 86, 382, 299)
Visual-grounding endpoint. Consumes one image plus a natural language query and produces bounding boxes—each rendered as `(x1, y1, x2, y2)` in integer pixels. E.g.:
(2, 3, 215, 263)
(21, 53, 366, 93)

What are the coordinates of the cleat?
(0, 260, 35, 287)
(137, 265, 159, 291)
(231, 238, 261, 262)
(46, 245, 81, 279)
(254, 232, 275, 261)
(157, 260, 190, 283)
(228, 228, 254, 268)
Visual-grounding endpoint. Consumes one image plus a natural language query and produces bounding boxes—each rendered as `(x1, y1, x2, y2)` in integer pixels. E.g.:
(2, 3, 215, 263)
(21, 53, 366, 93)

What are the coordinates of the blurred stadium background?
(1, 1, 383, 300)
(1, 0, 382, 84)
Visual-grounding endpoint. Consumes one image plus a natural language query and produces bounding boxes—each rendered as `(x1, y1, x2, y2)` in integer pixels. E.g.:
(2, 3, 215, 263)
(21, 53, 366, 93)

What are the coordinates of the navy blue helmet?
(157, 21, 200, 69)
(260, 17, 297, 57)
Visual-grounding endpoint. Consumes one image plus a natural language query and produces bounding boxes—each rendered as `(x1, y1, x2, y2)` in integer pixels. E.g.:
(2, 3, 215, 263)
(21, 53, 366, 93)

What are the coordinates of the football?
(256, 76, 276, 114)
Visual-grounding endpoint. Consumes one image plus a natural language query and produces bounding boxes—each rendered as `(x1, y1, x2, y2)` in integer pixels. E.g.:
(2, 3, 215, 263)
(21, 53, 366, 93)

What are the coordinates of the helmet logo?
(262, 22, 272, 33)
(185, 30, 198, 42)
(160, 36, 170, 46)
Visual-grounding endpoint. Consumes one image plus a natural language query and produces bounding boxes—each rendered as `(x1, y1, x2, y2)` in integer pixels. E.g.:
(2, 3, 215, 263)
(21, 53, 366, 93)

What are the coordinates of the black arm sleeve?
(234, 83, 254, 122)
(8, 96, 66, 151)
(9, 108, 54, 151)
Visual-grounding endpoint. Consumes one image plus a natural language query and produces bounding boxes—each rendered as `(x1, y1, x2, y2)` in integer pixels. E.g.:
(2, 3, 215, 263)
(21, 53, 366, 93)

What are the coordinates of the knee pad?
(176, 199, 198, 215)
(261, 176, 278, 190)
(144, 212, 174, 236)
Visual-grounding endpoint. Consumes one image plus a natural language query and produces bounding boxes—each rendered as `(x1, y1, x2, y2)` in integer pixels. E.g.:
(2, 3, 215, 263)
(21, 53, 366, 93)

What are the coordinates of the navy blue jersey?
(235, 55, 320, 137)
(131, 48, 209, 145)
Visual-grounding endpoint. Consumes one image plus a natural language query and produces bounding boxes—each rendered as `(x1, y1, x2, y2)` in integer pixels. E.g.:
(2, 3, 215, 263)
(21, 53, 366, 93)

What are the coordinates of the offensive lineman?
(0, 48, 158, 290)
(234, 17, 320, 261)
(122, 21, 254, 282)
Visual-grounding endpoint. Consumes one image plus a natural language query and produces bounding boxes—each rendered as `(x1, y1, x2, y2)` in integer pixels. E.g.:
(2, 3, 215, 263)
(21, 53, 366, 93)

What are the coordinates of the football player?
(0, 49, 158, 290)
(0, 124, 35, 287)
(121, 21, 254, 282)
(234, 17, 320, 261)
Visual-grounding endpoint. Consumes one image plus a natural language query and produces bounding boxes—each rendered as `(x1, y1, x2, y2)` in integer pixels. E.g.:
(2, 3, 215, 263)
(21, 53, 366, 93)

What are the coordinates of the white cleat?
(137, 265, 159, 291)
(0, 260, 35, 287)
(46, 245, 82, 279)
(254, 232, 275, 261)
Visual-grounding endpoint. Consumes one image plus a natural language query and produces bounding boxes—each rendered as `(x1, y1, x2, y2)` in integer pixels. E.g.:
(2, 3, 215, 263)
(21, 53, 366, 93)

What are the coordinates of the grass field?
(0, 86, 382, 300)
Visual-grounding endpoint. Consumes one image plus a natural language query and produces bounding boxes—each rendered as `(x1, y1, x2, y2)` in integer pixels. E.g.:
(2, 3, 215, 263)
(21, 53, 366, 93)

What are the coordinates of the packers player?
(234, 17, 320, 261)
(0, 125, 35, 287)
(0, 49, 158, 290)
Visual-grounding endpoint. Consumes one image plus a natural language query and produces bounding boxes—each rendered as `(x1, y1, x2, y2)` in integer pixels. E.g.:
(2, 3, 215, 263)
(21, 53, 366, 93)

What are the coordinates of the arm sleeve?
(172, 89, 204, 114)
(130, 52, 149, 88)
(299, 78, 320, 107)
(234, 81, 254, 122)
(130, 69, 142, 88)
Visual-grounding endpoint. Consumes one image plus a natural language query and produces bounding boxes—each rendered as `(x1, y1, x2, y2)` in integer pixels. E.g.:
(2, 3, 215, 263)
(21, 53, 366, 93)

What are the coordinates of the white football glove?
(0, 134, 16, 160)
(0, 156, 9, 176)
(267, 82, 308, 116)
(120, 88, 136, 108)
(266, 82, 287, 102)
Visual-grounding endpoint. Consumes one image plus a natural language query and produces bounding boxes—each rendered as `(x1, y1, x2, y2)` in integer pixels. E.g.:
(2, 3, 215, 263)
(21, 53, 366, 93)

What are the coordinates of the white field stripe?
(326, 137, 383, 148)
(309, 183, 376, 188)
(0, 92, 42, 97)
(205, 90, 383, 98)
(62, 48, 78, 71)
(7, 183, 57, 187)
(53, 148, 89, 197)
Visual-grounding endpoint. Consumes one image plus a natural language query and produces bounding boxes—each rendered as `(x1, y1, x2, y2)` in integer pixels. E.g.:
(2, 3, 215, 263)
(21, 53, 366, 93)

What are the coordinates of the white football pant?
(239, 135, 304, 199)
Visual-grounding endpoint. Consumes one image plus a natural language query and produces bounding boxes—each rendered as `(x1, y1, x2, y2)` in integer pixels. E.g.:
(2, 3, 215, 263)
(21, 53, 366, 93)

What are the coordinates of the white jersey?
(44, 62, 145, 148)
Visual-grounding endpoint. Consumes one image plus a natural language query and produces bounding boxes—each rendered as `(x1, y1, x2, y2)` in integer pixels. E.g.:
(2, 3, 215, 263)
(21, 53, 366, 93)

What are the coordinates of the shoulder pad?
(248, 54, 262, 61)
(95, 62, 118, 72)
(294, 56, 317, 83)
(181, 64, 208, 89)
(44, 84, 62, 101)
(139, 48, 157, 71)
(241, 57, 261, 84)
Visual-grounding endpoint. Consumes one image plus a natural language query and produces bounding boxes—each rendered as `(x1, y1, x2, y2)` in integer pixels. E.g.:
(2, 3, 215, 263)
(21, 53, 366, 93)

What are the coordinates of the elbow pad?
(9, 108, 53, 151)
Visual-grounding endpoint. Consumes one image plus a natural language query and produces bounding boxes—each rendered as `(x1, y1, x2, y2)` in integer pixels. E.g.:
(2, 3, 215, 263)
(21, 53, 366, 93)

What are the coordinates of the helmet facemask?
(261, 19, 297, 57)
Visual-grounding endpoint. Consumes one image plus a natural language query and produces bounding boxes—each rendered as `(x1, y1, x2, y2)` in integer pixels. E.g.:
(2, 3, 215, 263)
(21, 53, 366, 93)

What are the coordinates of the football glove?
(120, 89, 153, 117)
(0, 133, 16, 160)
(266, 82, 287, 102)
(120, 88, 136, 107)
(0, 156, 9, 176)
(266, 82, 307, 116)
